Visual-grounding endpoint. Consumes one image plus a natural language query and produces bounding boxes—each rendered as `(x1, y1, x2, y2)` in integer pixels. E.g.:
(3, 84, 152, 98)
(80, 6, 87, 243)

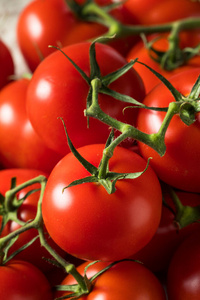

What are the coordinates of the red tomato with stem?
(0, 168, 64, 272)
(27, 42, 145, 156)
(55, 260, 167, 299)
(167, 229, 200, 299)
(131, 188, 200, 272)
(137, 68, 200, 192)
(0, 260, 53, 299)
(126, 31, 200, 93)
(42, 144, 162, 262)
(0, 40, 14, 90)
(0, 78, 62, 173)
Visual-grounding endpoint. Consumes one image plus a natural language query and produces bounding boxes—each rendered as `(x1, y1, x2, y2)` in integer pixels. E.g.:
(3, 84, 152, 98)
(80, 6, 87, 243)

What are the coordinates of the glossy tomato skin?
(42, 144, 162, 262)
(17, 0, 75, 71)
(0, 40, 14, 90)
(0, 260, 53, 299)
(130, 189, 200, 272)
(126, 31, 200, 93)
(137, 68, 200, 192)
(27, 42, 145, 156)
(0, 168, 64, 272)
(0, 78, 62, 173)
(142, 0, 200, 25)
(167, 229, 200, 300)
(55, 260, 167, 299)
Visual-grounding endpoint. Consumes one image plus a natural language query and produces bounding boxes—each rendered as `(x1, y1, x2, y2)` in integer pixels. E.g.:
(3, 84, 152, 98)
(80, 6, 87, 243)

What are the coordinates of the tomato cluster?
(0, 0, 200, 299)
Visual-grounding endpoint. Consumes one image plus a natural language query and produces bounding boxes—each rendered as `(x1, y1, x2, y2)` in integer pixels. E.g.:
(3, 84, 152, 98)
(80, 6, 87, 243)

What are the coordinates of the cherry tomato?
(167, 229, 200, 299)
(0, 260, 53, 299)
(26, 42, 145, 156)
(131, 188, 200, 272)
(137, 68, 200, 192)
(0, 168, 64, 272)
(0, 40, 14, 90)
(55, 260, 167, 299)
(127, 31, 200, 93)
(0, 78, 62, 173)
(42, 144, 162, 262)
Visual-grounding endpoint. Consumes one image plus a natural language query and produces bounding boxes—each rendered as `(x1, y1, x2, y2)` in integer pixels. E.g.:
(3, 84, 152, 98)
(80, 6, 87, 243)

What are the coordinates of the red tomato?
(26, 42, 145, 156)
(55, 260, 167, 299)
(42, 144, 162, 262)
(142, 0, 200, 25)
(17, 0, 140, 71)
(0, 78, 62, 173)
(127, 31, 200, 93)
(131, 188, 200, 272)
(0, 168, 64, 272)
(167, 229, 200, 299)
(0, 40, 14, 90)
(124, 0, 164, 23)
(137, 68, 200, 192)
(0, 260, 53, 299)
(17, 0, 75, 71)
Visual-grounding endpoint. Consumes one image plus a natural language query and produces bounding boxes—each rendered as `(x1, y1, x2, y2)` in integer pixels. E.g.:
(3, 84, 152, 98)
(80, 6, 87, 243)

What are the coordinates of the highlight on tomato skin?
(42, 144, 163, 262)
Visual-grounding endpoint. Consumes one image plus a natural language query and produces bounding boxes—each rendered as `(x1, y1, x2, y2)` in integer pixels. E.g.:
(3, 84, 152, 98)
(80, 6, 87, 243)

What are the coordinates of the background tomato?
(42, 144, 162, 262)
(55, 260, 167, 299)
(27, 42, 145, 156)
(0, 78, 62, 173)
(126, 31, 200, 93)
(0, 260, 53, 299)
(167, 229, 200, 299)
(130, 187, 200, 272)
(137, 68, 200, 192)
(0, 40, 15, 90)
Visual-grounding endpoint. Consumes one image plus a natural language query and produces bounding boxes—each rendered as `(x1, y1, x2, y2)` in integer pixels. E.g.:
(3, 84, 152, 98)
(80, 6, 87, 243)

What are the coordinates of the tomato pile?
(0, 0, 200, 299)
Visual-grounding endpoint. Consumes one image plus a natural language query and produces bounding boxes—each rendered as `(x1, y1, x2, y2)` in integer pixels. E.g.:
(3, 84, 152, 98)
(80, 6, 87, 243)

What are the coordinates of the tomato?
(130, 188, 200, 272)
(126, 31, 200, 93)
(167, 229, 200, 299)
(17, 0, 140, 72)
(0, 260, 53, 299)
(0, 78, 62, 173)
(17, 0, 75, 71)
(42, 144, 162, 262)
(27, 42, 145, 156)
(0, 168, 64, 272)
(137, 68, 200, 192)
(142, 0, 200, 25)
(0, 40, 14, 90)
(55, 260, 167, 299)
(123, 0, 164, 23)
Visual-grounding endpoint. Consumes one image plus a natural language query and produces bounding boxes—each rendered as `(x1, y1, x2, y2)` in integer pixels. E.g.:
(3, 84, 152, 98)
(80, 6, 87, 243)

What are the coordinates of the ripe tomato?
(42, 144, 162, 262)
(0, 78, 62, 173)
(137, 68, 200, 192)
(0, 168, 64, 272)
(0, 40, 14, 90)
(0, 260, 53, 299)
(55, 260, 167, 299)
(126, 31, 200, 93)
(26, 42, 145, 156)
(131, 188, 200, 272)
(167, 229, 200, 299)
(17, 0, 75, 71)
(142, 0, 200, 25)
